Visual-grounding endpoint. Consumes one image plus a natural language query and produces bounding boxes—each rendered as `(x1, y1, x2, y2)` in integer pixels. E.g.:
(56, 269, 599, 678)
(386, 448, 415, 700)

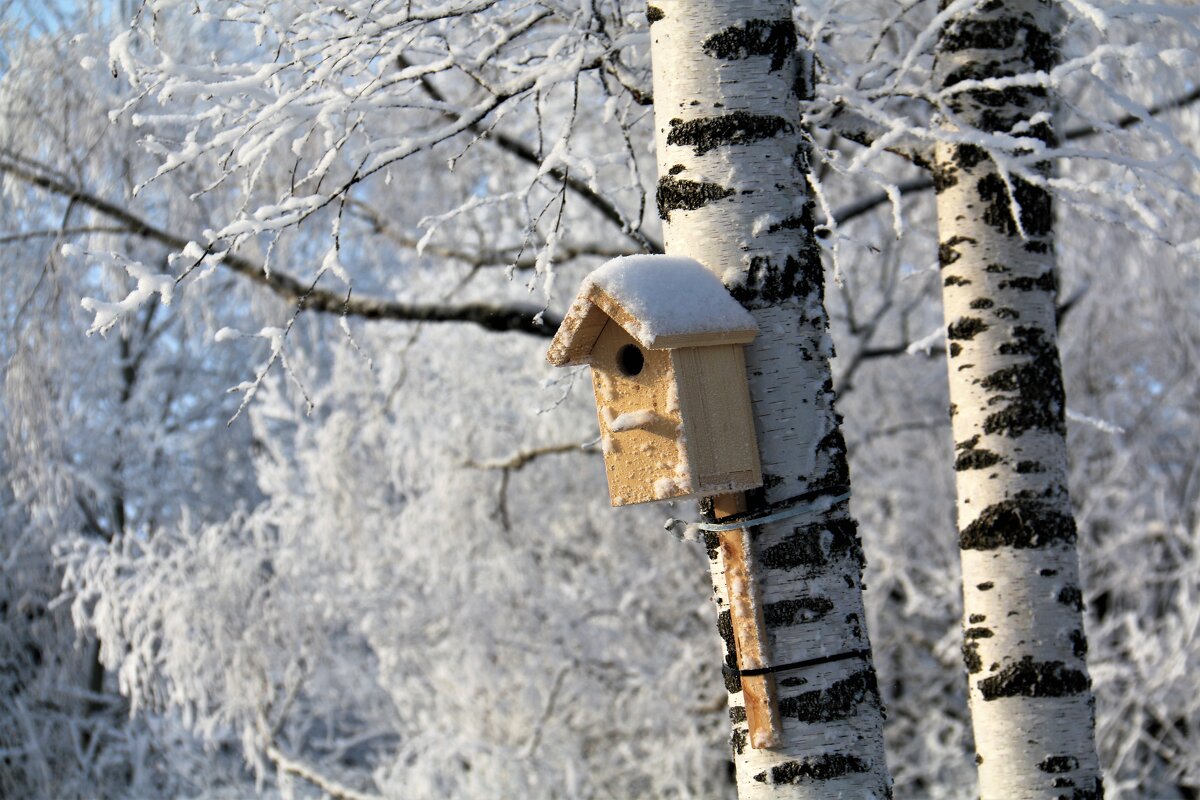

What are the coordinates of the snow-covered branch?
(0, 156, 559, 337)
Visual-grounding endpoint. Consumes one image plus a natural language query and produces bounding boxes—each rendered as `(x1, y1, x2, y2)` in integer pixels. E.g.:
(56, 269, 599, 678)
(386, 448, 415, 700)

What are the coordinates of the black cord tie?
(737, 648, 872, 678)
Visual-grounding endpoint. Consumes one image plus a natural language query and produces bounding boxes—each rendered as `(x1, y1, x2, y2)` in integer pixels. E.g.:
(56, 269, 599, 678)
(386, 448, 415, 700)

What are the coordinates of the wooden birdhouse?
(547, 255, 763, 506)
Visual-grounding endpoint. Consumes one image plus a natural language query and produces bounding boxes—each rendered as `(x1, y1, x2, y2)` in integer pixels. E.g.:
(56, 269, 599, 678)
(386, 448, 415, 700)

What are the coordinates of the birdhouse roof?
(547, 255, 758, 367)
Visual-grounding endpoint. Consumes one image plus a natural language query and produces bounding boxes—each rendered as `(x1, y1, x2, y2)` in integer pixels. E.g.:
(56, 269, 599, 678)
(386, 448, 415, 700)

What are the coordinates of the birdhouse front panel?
(671, 345, 762, 495)
(590, 321, 692, 506)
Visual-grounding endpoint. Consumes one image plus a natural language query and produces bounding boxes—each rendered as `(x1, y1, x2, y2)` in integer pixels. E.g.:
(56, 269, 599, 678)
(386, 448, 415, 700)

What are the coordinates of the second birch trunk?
(934, 2, 1103, 797)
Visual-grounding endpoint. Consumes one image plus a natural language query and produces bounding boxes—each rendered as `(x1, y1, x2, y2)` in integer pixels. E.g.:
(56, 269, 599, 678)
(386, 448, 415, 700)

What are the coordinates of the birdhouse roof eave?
(546, 285, 758, 366)
(547, 256, 760, 366)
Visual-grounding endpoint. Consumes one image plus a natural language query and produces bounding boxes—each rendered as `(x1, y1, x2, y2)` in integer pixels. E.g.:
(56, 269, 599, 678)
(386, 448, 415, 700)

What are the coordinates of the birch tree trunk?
(648, 3, 891, 796)
(934, 2, 1103, 797)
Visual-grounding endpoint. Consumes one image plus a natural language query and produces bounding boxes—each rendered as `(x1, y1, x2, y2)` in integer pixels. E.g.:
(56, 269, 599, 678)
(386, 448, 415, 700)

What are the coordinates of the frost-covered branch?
(829, 82, 1200, 227)
(397, 54, 661, 254)
(263, 742, 383, 800)
(464, 442, 591, 472)
(0, 156, 559, 337)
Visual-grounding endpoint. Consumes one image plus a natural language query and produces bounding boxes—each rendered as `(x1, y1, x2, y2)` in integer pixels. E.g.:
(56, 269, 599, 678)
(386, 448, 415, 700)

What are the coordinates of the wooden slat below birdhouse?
(714, 492, 782, 750)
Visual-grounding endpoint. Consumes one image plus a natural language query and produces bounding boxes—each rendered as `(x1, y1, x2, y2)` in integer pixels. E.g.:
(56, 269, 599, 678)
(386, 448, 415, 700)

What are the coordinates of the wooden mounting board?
(714, 493, 781, 750)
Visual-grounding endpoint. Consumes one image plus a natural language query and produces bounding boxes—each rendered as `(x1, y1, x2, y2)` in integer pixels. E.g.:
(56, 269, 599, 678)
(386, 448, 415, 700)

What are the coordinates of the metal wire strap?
(694, 488, 851, 532)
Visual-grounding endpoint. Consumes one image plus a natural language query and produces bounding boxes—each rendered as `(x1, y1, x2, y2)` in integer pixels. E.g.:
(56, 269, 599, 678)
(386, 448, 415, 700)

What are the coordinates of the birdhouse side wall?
(589, 322, 692, 506)
(671, 345, 763, 495)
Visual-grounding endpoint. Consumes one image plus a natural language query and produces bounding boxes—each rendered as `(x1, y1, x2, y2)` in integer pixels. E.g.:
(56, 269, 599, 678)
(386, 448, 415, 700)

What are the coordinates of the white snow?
(605, 409, 657, 432)
(906, 325, 945, 356)
(583, 255, 756, 346)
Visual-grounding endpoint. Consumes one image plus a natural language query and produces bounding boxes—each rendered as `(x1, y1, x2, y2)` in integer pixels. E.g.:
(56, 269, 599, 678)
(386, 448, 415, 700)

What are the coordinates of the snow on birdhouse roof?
(547, 255, 758, 367)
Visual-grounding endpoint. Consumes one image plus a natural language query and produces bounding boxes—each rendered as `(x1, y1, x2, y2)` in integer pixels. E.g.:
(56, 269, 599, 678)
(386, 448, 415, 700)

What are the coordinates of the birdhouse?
(547, 255, 763, 506)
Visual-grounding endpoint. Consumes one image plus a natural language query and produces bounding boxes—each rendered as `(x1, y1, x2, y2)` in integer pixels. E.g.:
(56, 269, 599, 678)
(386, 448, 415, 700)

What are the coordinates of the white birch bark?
(934, 2, 1103, 797)
(648, 2, 891, 796)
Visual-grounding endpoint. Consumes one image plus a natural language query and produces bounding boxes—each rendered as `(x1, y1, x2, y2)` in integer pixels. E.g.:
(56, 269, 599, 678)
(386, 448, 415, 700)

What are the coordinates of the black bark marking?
(948, 316, 989, 341)
(976, 172, 1053, 238)
(940, 18, 1056, 72)
(1038, 755, 1079, 773)
(1040, 568, 1058, 576)
(760, 519, 864, 575)
(1069, 628, 1088, 659)
(963, 640, 983, 674)
(980, 327, 1067, 438)
(949, 342, 963, 358)
(731, 727, 748, 755)
(722, 664, 742, 694)
(779, 676, 807, 687)
(729, 705, 747, 724)
(656, 176, 734, 220)
(933, 161, 959, 193)
(977, 581, 994, 591)
(767, 215, 808, 234)
(702, 19, 797, 73)
(646, 5, 664, 24)
(764, 596, 835, 627)
(996, 325, 1045, 356)
(994, 306, 1020, 319)
(954, 143, 989, 171)
(778, 669, 880, 723)
(704, 531, 720, 561)
(970, 297, 995, 309)
(729, 249, 822, 309)
(666, 112, 792, 156)
(964, 627, 994, 639)
(955, 447, 1002, 471)
(667, 163, 686, 175)
(977, 656, 1089, 700)
(944, 275, 971, 287)
(969, 614, 987, 623)
(939, 234, 976, 267)
(717, 610, 738, 670)
(769, 754, 871, 784)
(810, 426, 852, 493)
(986, 262, 1008, 273)
(1058, 585, 1084, 611)
(1016, 460, 1045, 473)
(960, 498, 1076, 550)
(999, 270, 1057, 293)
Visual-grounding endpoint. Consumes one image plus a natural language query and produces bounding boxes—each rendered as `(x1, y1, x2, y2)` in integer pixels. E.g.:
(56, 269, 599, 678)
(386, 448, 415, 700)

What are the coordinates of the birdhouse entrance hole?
(617, 344, 644, 376)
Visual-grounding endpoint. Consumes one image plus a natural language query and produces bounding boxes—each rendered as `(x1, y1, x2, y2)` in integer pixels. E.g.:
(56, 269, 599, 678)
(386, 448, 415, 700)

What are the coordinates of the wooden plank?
(546, 300, 609, 366)
(673, 346, 762, 494)
(714, 492, 781, 750)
